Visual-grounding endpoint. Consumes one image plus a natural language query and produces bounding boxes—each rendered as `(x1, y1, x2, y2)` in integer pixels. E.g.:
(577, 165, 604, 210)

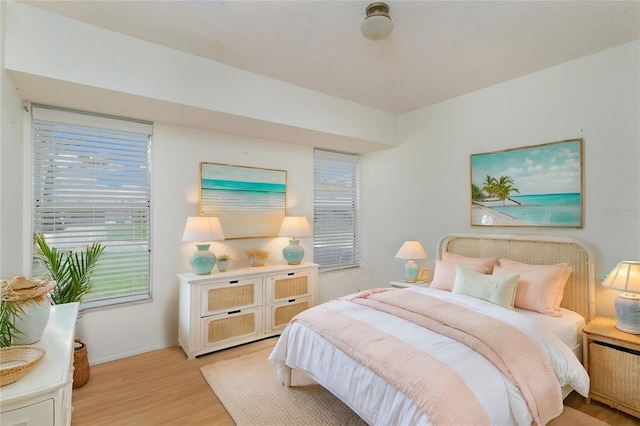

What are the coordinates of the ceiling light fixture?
(360, 2, 393, 41)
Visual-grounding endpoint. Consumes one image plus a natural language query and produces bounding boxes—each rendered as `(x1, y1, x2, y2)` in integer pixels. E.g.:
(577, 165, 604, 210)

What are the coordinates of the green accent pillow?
(452, 265, 520, 310)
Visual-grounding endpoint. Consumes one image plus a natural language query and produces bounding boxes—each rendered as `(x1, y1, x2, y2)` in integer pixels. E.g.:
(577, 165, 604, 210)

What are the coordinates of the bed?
(269, 234, 595, 425)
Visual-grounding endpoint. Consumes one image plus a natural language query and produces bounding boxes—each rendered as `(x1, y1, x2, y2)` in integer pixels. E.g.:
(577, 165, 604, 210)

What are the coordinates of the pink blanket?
(292, 288, 562, 425)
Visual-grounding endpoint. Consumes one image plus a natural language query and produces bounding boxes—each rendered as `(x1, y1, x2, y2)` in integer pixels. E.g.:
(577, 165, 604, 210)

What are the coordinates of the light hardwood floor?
(72, 337, 639, 426)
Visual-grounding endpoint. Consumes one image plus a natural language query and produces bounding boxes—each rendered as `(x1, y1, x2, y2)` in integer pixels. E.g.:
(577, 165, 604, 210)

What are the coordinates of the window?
(31, 105, 152, 309)
(313, 149, 360, 271)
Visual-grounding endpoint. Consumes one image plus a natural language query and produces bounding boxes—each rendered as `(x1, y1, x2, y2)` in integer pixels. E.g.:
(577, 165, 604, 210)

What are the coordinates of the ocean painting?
(200, 163, 287, 238)
(470, 139, 583, 228)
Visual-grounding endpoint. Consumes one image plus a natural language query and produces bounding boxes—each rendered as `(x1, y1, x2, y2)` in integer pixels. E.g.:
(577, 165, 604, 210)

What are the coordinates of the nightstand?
(390, 280, 429, 288)
(582, 317, 640, 419)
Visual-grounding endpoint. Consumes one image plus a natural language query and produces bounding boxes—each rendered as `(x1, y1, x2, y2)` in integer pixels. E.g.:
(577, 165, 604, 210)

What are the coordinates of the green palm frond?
(0, 300, 23, 347)
(34, 233, 105, 305)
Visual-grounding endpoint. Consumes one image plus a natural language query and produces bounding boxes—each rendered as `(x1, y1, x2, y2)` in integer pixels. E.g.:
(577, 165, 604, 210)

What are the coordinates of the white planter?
(13, 297, 52, 345)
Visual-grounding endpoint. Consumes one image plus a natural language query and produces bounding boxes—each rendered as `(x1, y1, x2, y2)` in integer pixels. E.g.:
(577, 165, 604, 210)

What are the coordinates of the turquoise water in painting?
(201, 178, 286, 214)
(492, 193, 581, 226)
(510, 193, 580, 207)
(202, 178, 285, 193)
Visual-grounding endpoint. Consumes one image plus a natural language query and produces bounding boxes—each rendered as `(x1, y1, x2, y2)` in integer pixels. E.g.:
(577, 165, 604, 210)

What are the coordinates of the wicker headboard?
(437, 234, 595, 321)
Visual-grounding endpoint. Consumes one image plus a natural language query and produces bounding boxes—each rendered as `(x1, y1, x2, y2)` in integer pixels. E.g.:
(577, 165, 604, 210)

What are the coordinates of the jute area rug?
(201, 348, 609, 426)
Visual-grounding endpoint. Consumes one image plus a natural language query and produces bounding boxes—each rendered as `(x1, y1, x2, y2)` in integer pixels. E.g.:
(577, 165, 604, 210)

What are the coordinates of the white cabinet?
(0, 303, 79, 426)
(178, 262, 318, 359)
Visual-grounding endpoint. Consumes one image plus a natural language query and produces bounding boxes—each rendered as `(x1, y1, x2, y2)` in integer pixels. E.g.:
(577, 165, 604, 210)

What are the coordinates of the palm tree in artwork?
(493, 176, 520, 205)
(482, 175, 497, 198)
(482, 175, 520, 205)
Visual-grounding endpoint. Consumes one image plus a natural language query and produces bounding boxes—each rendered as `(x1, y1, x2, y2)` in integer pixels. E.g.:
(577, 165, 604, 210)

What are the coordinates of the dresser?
(177, 262, 318, 359)
(0, 303, 79, 426)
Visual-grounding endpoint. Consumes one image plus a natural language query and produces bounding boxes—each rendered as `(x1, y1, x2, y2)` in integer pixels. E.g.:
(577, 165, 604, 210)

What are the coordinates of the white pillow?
(452, 265, 520, 310)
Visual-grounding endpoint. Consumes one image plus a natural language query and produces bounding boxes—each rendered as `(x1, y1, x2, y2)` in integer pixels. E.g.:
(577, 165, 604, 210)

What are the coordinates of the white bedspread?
(269, 287, 589, 426)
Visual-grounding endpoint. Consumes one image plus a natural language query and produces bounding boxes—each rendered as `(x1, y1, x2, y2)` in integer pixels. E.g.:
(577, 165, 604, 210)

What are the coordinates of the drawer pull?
(287, 273, 294, 276)
(229, 280, 239, 284)
(228, 309, 241, 315)
(288, 299, 296, 302)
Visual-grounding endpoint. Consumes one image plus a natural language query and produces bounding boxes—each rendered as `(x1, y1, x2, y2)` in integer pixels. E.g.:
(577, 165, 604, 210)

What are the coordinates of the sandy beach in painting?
(472, 193, 582, 227)
(472, 201, 529, 225)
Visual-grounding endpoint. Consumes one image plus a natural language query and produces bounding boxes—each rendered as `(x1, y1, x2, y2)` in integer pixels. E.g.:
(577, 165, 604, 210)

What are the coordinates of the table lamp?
(182, 216, 225, 275)
(602, 260, 640, 334)
(279, 216, 312, 265)
(395, 240, 427, 283)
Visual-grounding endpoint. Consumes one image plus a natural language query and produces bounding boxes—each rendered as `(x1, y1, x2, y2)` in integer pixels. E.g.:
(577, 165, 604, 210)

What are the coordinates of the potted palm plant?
(33, 233, 105, 388)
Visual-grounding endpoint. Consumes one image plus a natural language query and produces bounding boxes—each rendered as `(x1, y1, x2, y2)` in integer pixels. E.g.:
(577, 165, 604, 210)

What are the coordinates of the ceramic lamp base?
(190, 244, 216, 275)
(283, 239, 304, 265)
(404, 259, 419, 283)
(614, 293, 640, 334)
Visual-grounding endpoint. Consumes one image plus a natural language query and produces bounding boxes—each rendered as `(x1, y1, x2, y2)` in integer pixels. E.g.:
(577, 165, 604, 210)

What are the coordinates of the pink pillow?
(431, 259, 489, 291)
(442, 252, 496, 274)
(496, 259, 572, 316)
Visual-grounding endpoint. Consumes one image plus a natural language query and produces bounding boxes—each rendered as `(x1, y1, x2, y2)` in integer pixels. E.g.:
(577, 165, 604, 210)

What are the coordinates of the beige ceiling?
(18, 0, 640, 114)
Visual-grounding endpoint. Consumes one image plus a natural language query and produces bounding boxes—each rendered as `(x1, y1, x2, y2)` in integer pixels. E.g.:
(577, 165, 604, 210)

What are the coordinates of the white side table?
(1, 303, 79, 426)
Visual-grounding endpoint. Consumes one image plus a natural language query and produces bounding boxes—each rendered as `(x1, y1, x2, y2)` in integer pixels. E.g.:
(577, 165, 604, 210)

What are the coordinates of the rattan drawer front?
(202, 308, 263, 348)
(266, 271, 312, 303)
(201, 279, 262, 317)
(266, 298, 311, 333)
(589, 342, 640, 412)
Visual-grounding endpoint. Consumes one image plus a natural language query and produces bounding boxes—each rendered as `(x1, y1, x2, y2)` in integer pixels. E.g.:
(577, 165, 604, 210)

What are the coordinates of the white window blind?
(313, 149, 360, 271)
(31, 105, 152, 309)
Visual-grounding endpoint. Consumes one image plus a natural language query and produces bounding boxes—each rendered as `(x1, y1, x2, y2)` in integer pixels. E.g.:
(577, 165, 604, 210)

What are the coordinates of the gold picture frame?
(416, 267, 431, 283)
(470, 138, 583, 228)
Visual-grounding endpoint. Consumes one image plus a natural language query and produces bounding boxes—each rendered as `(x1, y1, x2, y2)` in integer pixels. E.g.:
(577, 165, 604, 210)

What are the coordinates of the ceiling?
(17, 1, 640, 115)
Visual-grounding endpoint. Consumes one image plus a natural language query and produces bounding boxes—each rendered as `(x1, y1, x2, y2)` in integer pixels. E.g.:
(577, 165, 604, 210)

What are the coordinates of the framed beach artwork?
(200, 162, 287, 239)
(470, 139, 583, 228)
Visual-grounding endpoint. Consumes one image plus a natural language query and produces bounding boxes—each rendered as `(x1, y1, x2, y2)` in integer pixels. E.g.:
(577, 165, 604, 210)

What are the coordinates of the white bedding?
(515, 306, 585, 349)
(269, 287, 589, 426)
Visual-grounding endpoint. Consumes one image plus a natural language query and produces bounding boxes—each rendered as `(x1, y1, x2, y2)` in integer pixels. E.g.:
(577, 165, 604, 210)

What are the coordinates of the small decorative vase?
(12, 296, 52, 345)
(249, 257, 265, 267)
(217, 261, 229, 272)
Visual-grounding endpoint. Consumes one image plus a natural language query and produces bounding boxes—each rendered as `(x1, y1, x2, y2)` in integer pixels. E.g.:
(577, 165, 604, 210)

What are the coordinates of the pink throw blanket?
(292, 288, 562, 425)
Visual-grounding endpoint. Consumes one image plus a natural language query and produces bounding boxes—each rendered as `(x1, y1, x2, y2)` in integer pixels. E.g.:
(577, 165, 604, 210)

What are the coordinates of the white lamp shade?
(602, 260, 640, 294)
(279, 216, 312, 238)
(182, 216, 225, 242)
(395, 241, 427, 260)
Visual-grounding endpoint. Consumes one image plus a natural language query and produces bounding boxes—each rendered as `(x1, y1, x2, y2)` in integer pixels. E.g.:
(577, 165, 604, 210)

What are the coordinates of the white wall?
(0, 1, 26, 278)
(360, 40, 640, 319)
